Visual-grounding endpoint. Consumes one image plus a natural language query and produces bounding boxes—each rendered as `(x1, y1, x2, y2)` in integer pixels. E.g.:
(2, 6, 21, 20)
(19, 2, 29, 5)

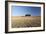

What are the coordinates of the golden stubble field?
(11, 16, 41, 28)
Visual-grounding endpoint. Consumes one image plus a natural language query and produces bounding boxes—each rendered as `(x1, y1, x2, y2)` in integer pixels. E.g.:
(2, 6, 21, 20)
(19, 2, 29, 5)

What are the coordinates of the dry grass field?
(11, 16, 41, 28)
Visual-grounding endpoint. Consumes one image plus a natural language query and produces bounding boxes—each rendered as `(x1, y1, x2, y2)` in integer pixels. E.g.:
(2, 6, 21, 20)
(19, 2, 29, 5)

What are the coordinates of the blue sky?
(11, 6, 41, 16)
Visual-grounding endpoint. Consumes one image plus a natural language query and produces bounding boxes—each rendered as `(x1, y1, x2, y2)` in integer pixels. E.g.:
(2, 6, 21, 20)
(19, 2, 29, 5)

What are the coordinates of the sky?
(11, 6, 41, 16)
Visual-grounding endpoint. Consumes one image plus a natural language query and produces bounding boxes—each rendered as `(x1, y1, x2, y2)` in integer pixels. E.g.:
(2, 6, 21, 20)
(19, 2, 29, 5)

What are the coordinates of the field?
(11, 16, 41, 28)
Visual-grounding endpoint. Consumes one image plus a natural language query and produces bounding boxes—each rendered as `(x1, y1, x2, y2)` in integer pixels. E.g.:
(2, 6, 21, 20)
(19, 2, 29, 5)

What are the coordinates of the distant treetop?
(25, 14, 31, 16)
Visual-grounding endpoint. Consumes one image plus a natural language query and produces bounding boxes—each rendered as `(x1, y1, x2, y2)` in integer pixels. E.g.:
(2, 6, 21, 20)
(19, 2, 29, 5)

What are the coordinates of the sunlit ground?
(11, 16, 41, 28)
